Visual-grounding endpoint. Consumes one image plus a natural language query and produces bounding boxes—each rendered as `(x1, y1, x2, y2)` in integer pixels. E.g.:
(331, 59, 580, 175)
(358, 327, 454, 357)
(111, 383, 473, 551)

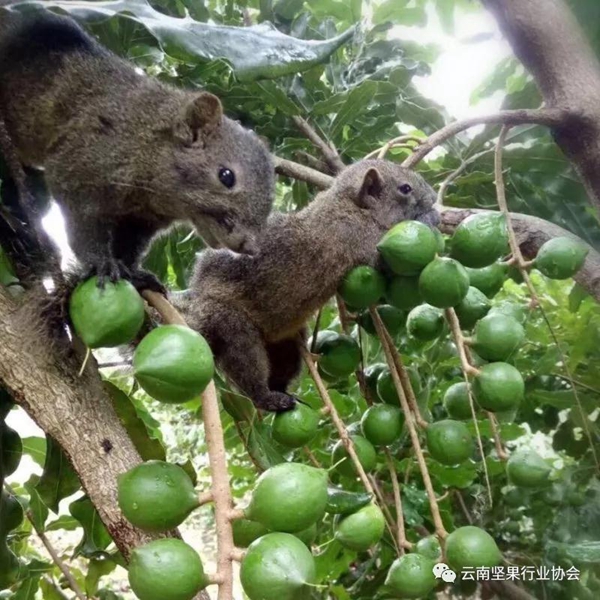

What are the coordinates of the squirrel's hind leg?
(265, 334, 304, 393)
(200, 306, 296, 413)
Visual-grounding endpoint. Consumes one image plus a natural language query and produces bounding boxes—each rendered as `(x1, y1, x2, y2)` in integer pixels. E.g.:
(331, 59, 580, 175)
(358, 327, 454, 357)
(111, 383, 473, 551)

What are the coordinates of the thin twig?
(445, 308, 493, 506)
(303, 446, 323, 469)
(365, 135, 423, 160)
(369, 308, 428, 429)
(402, 108, 568, 169)
(299, 343, 376, 498)
(201, 389, 237, 598)
(367, 475, 402, 555)
(273, 155, 334, 189)
(294, 150, 332, 175)
(385, 449, 411, 553)
(493, 127, 600, 472)
(455, 490, 473, 525)
(291, 116, 345, 173)
(488, 412, 508, 461)
(143, 291, 237, 599)
(4, 485, 87, 600)
(436, 149, 493, 205)
(336, 295, 369, 401)
(368, 311, 447, 539)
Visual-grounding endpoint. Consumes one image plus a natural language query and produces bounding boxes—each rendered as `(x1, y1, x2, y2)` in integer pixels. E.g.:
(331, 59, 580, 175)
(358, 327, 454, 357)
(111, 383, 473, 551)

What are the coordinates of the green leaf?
(569, 283, 589, 313)
(46, 515, 80, 532)
(13, 576, 41, 600)
(435, 0, 455, 34)
(69, 496, 112, 558)
(428, 459, 477, 489)
(22, 560, 53, 577)
(273, 0, 304, 21)
(373, 0, 426, 26)
(253, 81, 301, 116)
(549, 541, 600, 564)
(86, 558, 117, 596)
(40, 579, 69, 600)
(330, 80, 378, 140)
(105, 382, 166, 461)
(24, 476, 48, 531)
(20, 437, 46, 468)
(21, 0, 355, 81)
(245, 421, 286, 470)
(36, 437, 81, 514)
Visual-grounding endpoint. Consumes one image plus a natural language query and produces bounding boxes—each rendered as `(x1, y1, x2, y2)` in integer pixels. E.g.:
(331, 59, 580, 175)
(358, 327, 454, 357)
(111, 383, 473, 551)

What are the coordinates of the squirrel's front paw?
(128, 269, 167, 296)
(85, 258, 130, 287)
(255, 391, 297, 413)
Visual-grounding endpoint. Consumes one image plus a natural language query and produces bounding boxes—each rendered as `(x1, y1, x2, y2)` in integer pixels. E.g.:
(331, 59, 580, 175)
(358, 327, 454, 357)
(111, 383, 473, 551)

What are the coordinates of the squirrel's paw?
(128, 269, 167, 296)
(255, 391, 297, 413)
(85, 258, 130, 287)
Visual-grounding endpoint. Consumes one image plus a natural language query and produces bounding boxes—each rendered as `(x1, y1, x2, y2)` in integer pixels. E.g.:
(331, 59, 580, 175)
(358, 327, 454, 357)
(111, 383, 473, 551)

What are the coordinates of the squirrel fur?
(0, 8, 274, 289)
(174, 160, 439, 412)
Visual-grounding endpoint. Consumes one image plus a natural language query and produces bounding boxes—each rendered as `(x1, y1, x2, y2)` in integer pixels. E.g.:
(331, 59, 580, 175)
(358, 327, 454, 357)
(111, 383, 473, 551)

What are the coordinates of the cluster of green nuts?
(117, 459, 383, 600)
(69, 214, 585, 600)
(69, 278, 215, 404)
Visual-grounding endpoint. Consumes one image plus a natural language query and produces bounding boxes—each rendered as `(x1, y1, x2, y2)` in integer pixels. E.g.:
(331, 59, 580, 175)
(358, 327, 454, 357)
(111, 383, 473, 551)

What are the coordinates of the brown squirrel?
(0, 9, 274, 289)
(174, 160, 439, 411)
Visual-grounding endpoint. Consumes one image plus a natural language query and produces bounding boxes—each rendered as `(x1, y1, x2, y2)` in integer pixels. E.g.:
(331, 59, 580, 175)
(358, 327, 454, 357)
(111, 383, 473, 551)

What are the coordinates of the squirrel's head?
(169, 92, 274, 254)
(333, 159, 439, 230)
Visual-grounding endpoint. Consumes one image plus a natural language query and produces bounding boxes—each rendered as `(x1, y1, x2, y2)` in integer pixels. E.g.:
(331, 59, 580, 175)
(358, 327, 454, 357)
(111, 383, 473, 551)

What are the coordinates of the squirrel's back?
(0, 10, 150, 164)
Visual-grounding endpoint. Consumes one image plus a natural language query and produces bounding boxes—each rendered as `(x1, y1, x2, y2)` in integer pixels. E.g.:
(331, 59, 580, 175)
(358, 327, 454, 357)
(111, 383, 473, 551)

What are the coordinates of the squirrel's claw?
(128, 270, 167, 296)
(256, 391, 297, 413)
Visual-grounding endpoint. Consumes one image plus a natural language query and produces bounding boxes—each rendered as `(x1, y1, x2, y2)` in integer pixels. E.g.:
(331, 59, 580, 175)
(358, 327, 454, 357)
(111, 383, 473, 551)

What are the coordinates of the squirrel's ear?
(176, 93, 223, 144)
(355, 167, 384, 208)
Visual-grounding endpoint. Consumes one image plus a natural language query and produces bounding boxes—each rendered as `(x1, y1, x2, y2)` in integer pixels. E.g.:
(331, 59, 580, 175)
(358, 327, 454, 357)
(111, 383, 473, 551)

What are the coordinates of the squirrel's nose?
(417, 208, 440, 228)
(237, 236, 258, 255)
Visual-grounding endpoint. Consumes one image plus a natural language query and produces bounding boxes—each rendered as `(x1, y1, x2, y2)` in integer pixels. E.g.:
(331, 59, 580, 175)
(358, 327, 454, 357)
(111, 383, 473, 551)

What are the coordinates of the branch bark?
(0, 289, 154, 557)
(482, 0, 600, 212)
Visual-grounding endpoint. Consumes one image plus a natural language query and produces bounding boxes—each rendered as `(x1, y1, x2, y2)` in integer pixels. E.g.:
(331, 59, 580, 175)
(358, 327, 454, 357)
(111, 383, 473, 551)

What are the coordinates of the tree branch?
(291, 116, 345, 173)
(368, 308, 447, 539)
(482, 0, 600, 212)
(299, 343, 377, 499)
(402, 108, 569, 169)
(0, 288, 159, 559)
(272, 155, 334, 189)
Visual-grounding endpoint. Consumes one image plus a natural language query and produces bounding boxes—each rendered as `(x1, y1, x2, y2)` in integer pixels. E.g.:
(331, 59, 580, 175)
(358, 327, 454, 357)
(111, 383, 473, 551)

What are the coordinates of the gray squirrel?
(0, 8, 274, 290)
(174, 160, 439, 411)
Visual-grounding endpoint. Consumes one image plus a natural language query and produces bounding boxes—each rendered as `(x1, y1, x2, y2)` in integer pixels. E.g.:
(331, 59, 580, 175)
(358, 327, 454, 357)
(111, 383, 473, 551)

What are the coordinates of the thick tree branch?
(0, 289, 156, 558)
(483, 0, 600, 212)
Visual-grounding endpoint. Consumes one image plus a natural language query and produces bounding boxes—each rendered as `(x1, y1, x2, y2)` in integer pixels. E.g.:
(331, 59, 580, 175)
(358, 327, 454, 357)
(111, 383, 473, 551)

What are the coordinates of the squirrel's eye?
(218, 167, 236, 189)
(399, 184, 412, 195)
(217, 215, 235, 232)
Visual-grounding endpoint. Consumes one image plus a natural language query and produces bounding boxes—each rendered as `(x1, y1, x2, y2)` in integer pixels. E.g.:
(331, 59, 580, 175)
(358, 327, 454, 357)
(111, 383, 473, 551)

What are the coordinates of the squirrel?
(173, 160, 439, 412)
(0, 8, 274, 290)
